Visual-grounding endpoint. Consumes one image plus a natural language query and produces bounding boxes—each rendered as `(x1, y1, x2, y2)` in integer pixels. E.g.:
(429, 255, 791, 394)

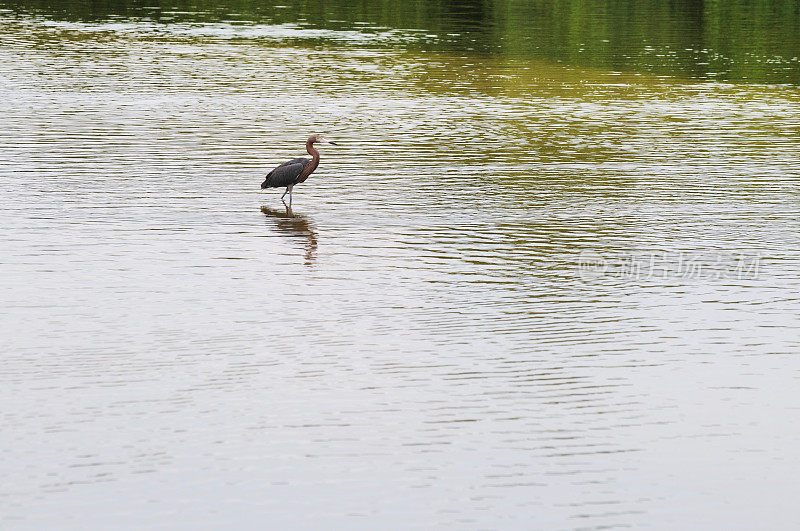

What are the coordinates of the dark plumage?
(261, 158, 310, 189)
(260, 134, 338, 206)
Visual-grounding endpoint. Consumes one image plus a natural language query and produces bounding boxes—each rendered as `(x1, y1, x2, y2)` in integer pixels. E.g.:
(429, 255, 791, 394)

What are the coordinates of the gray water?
(2, 12, 800, 530)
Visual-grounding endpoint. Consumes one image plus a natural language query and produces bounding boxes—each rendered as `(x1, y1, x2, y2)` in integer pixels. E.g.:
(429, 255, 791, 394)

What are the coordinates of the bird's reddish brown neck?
(297, 140, 320, 182)
(306, 140, 320, 163)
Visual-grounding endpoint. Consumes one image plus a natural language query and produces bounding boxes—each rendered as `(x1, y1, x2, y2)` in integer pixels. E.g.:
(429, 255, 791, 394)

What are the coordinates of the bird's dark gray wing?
(261, 158, 309, 189)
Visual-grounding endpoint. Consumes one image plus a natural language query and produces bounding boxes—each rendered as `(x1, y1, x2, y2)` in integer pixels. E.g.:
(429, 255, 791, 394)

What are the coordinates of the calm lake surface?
(2, 1, 800, 528)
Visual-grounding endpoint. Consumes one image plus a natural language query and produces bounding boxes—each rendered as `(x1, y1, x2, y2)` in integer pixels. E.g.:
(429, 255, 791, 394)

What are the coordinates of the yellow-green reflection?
(2, 0, 800, 83)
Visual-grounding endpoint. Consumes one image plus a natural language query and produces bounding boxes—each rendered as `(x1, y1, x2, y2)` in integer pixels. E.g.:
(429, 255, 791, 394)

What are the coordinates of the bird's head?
(308, 134, 338, 146)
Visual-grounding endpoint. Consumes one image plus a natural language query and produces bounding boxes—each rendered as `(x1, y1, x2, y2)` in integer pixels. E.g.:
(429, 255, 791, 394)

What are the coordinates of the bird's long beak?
(329, 141, 339, 145)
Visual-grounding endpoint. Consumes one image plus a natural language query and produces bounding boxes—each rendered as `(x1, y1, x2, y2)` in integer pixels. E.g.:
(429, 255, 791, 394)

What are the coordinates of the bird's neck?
(301, 141, 320, 179)
(306, 141, 320, 162)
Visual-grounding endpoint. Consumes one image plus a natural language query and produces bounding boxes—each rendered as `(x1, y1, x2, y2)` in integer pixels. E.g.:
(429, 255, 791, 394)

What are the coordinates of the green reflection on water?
(2, 0, 800, 83)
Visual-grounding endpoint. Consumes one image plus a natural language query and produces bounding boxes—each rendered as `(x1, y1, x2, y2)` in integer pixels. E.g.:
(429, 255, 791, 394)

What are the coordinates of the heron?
(260, 134, 338, 206)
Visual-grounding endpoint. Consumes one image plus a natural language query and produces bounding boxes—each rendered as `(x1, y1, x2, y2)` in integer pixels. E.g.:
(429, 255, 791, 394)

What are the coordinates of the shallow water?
(2, 5, 800, 529)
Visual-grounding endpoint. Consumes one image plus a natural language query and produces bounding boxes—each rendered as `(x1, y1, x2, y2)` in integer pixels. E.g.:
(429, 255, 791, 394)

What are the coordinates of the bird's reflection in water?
(260, 202, 318, 265)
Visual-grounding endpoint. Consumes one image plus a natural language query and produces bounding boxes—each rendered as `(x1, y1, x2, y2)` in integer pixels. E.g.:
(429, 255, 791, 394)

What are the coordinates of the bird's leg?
(281, 187, 289, 200)
(288, 186, 293, 207)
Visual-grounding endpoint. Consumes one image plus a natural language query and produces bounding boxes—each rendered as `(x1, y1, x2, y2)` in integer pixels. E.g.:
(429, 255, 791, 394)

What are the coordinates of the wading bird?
(261, 134, 338, 206)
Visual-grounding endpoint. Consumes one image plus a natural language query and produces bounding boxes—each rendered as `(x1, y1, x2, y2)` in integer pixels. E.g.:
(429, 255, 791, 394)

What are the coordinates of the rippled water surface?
(2, 5, 800, 529)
